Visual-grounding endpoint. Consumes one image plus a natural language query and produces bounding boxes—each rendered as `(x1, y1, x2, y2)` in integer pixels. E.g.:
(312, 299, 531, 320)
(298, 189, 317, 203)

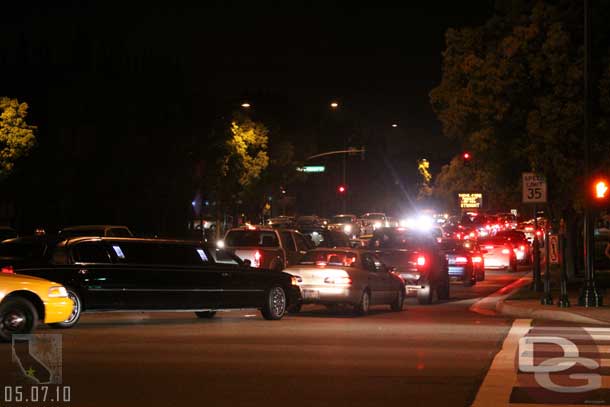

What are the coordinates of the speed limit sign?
(522, 172, 547, 203)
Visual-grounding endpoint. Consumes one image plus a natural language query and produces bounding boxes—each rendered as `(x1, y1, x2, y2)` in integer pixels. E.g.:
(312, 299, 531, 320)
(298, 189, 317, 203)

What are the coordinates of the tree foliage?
(430, 1, 610, 215)
(222, 115, 270, 187)
(0, 97, 36, 178)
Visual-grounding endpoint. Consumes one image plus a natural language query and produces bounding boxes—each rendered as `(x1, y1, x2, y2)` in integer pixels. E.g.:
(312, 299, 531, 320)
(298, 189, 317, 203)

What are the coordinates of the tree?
(416, 158, 433, 199)
(222, 115, 270, 188)
(0, 97, 36, 178)
(430, 1, 610, 277)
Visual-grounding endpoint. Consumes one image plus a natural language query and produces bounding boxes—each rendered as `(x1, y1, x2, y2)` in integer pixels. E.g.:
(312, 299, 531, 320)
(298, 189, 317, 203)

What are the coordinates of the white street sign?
(522, 173, 547, 203)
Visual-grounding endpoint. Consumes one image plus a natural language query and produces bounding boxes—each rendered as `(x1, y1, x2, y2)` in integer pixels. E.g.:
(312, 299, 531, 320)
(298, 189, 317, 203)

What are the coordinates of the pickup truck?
(223, 227, 312, 271)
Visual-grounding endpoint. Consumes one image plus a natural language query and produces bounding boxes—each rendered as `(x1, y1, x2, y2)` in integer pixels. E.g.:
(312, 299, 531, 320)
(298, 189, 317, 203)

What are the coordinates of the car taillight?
(455, 256, 468, 265)
(520, 245, 525, 251)
(472, 256, 482, 263)
(501, 248, 510, 254)
(1, 265, 14, 274)
(254, 250, 262, 268)
(485, 245, 494, 250)
(417, 256, 426, 267)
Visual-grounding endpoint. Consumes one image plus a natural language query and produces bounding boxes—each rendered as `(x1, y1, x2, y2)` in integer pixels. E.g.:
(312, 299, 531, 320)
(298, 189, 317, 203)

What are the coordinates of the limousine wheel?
(261, 286, 286, 320)
(195, 311, 216, 319)
(0, 297, 37, 342)
(50, 288, 81, 329)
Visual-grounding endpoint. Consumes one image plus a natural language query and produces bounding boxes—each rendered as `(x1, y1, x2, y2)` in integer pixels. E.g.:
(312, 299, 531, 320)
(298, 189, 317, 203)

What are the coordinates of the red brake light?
(519, 245, 525, 251)
(254, 250, 262, 268)
(1, 265, 14, 274)
(416, 256, 426, 267)
(455, 256, 468, 265)
(501, 248, 510, 254)
(472, 256, 482, 263)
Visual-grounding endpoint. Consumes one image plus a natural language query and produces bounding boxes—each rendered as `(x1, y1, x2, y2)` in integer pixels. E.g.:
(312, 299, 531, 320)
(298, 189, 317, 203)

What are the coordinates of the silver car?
(285, 248, 406, 315)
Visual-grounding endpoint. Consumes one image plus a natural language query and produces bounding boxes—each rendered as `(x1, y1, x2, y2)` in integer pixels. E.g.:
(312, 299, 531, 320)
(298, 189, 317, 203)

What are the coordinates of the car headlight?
(216, 240, 225, 249)
(48, 286, 68, 298)
(343, 224, 352, 233)
(291, 276, 301, 286)
(374, 222, 382, 229)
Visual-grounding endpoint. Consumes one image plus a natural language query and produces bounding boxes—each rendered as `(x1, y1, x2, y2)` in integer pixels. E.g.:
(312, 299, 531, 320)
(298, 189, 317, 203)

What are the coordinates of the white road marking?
(471, 318, 532, 407)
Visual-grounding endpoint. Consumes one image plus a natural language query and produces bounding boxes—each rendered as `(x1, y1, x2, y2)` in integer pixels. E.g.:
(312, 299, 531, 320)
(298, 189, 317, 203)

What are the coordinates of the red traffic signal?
(594, 179, 609, 199)
(338, 185, 346, 193)
(462, 152, 471, 160)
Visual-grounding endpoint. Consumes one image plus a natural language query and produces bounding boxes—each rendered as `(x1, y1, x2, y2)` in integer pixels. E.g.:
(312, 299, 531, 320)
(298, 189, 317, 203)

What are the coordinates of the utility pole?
(579, 0, 602, 307)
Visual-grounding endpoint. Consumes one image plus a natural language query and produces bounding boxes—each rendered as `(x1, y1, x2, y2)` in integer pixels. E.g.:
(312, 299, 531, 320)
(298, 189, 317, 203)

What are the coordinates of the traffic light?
(591, 177, 609, 208)
(338, 185, 346, 193)
(595, 179, 608, 199)
(462, 152, 471, 160)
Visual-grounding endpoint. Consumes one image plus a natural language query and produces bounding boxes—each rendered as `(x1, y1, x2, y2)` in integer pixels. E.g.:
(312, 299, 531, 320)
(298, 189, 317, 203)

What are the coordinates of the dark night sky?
(0, 1, 495, 232)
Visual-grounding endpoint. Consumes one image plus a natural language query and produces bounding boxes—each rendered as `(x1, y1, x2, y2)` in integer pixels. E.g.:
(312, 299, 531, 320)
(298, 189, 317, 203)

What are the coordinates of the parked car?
(285, 248, 405, 315)
(439, 239, 484, 285)
(367, 227, 449, 304)
(0, 272, 73, 341)
(223, 227, 310, 271)
(297, 227, 351, 249)
(10, 237, 301, 325)
(0, 226, 18, 242)
(327, 214, 361, 238)
(478, 236, 518, 272)
(59, 225, 133, 238)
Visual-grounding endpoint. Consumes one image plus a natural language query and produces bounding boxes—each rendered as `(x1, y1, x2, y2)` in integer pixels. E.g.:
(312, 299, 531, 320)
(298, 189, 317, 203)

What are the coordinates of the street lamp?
(330, 101, 339, 109)
(241, 102, 251, 108)
(391, 123, 398, 128)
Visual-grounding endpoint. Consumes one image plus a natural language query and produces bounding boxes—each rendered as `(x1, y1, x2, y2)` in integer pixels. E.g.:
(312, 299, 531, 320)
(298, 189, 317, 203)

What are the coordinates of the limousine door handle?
(221, 272, 231, 277)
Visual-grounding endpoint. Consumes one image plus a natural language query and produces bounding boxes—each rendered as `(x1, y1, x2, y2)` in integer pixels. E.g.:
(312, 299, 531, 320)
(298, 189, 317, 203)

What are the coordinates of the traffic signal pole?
(579, 0, 602, 307)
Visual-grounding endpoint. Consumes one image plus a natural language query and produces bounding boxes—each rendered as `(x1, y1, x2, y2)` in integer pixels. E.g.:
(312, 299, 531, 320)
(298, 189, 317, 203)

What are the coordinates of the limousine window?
(73, 242, 112, 264)
(109, 242, 210, 266)
(209, 249, 240, 265)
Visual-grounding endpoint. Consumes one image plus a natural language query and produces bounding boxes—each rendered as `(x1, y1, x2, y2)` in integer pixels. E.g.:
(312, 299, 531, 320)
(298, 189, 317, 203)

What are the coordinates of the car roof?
(55, 236, 210, 248)
(60, 225, 130, 231)
(227, 227, 300, 233)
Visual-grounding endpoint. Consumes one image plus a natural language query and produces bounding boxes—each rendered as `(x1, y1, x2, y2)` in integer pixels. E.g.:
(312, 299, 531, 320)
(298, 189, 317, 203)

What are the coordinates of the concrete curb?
(496, 299, 609, 326)
(494, 274, 610, 326)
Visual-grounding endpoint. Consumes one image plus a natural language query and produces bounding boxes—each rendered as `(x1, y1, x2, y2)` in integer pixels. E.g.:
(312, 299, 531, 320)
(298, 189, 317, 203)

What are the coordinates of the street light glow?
(391, 123, 398, 128)
(330, 102, 339, 109)
(241, 102, 251, 108)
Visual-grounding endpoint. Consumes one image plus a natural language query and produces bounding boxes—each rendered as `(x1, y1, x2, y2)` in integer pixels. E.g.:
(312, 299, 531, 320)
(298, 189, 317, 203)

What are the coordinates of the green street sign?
(297, 165, 325, 173)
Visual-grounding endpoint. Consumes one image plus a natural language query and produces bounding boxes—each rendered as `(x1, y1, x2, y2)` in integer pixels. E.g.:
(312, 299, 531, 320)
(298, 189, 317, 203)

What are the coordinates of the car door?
(69, 241, 124, 310)
(211, 249, 267, 308)
(280, 231, 299, 267)
(360, 253, 391, 304)
(292, 232, 311, 259)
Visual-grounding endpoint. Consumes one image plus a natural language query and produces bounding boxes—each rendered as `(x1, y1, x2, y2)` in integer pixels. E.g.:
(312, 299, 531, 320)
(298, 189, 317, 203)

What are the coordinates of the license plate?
(302, 289, 320, 300)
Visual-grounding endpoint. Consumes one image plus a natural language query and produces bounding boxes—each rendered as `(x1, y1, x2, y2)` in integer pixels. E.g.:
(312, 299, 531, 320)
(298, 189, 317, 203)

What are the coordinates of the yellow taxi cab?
(0, 269, 73, 341)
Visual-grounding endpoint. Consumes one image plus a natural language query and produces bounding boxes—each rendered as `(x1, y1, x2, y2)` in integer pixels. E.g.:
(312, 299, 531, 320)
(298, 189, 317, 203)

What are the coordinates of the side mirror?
(243, 259, 252, 267)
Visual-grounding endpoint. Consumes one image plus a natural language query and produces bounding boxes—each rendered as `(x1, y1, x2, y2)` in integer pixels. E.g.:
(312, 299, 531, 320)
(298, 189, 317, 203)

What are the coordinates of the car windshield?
(494, 231, 527, 241)
(369, 229, 432, 249)
(332, 216, 353, 223)
(299, 251, 358, 266)
(225, 230, 279, 247)
(60, 229, 104, 238)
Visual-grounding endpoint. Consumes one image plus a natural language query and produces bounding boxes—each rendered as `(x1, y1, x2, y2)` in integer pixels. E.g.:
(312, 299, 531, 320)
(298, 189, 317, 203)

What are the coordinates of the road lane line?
(471, 318, 532, 407)
(469, 273, 531, 316)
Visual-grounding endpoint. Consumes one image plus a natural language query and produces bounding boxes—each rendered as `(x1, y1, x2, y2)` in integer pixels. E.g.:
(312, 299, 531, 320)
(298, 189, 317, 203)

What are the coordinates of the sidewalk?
(496, 271, 610, 325)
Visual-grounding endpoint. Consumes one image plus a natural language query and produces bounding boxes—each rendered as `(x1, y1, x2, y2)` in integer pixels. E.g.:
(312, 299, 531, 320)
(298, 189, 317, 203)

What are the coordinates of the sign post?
(523, 173, 547, 292)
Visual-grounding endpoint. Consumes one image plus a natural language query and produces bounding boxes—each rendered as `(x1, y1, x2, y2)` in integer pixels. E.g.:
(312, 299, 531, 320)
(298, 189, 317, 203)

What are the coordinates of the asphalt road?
(0, 270, 529, 407)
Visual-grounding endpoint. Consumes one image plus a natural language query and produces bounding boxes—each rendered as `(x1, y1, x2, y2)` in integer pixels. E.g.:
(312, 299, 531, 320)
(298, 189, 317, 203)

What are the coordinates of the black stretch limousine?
(1, 237, 301, 326)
